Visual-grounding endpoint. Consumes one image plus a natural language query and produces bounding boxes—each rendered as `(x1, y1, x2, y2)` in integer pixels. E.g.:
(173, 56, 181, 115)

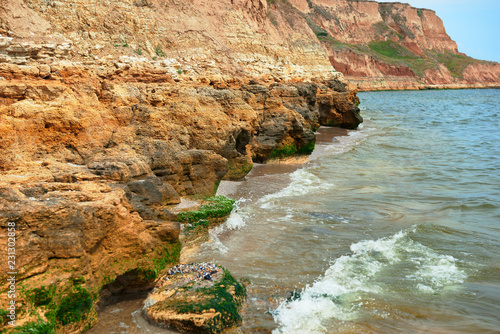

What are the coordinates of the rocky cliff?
(0, 0, 336, 80)
(0, 51, 360, 334)
(0, 0, 497, 332)
(294, 0, 500, 90)
(1, 0, 499, 89)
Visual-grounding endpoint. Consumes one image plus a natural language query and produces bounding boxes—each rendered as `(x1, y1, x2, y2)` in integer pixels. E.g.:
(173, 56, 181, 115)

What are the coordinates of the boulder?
(317, 91, 363, 129)
(143, 263, 246, 334)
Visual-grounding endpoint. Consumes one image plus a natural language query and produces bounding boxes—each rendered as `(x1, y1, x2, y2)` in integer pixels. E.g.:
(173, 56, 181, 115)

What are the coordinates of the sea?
(89, 89, 500, 334)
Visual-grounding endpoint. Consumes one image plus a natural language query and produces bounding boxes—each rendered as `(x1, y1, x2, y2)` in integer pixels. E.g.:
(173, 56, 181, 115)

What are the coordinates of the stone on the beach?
(143, 263, 246, 334)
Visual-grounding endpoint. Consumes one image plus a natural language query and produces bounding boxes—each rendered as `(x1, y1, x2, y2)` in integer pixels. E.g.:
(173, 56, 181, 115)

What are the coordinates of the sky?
(381, 0, 500, 63)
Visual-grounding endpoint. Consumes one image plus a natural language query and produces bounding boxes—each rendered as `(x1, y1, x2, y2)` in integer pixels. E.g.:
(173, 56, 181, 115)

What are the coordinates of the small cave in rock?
(235, 129, 251, 155)
(95, 269, 156, 311)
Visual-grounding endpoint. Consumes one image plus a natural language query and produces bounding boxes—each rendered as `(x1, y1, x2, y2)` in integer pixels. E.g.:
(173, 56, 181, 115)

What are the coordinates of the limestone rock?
(317, 90, 363, 129)
(0, 1, 370, 331)
(144, 263, 246, 334)
(0, 61, 360, 331)
(127, 176, 181, 206)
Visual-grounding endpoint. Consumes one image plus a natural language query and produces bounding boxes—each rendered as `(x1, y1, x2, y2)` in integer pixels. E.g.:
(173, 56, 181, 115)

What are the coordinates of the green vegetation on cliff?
(7, 241, 181, 334)
(433, 52, 486, 78)
(310, 23, 497, 80)
(368, 41, 416, 60)
(177, 196, 236, 224)
(12, 281, 95, 334)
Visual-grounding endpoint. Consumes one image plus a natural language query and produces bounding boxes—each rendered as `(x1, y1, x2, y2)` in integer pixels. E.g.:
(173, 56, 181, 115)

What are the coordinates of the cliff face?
(290, 0, 500, 90)
(0, 62, 360, 332)
(305, 0, 458, 52)
(1, 0, 499, 90)
(0, 1, 367, 331)
(0, 0, 335, 80)
(0, 0, 498, 332)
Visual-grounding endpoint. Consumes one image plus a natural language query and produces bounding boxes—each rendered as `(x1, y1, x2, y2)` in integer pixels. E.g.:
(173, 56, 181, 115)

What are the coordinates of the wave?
(197, 204, 246, 255)
(272, 227, 467, 334)
(258, 169, 335, 209)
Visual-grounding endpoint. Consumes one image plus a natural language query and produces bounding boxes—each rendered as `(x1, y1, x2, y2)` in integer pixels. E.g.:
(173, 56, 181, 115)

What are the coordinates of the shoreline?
(345, 76, 500, 92)
(0, 62, 363, 332)
(215, 126, 350, 204)
(181, 126, 355, 333)
(86, 126, 353, 334)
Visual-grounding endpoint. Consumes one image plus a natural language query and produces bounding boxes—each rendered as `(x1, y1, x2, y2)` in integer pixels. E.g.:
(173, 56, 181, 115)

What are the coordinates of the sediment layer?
(1, 0, 499, 90)
(292, 0, 500, 90)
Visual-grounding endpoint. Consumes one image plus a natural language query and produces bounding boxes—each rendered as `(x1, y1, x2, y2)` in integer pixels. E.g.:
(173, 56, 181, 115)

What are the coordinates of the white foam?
(319, 127, 371, 156)
(198, 204, 246, 255)
(272, 228, 467, 333)
(411, 254, 466, 293)
(259, 169, 334, 208)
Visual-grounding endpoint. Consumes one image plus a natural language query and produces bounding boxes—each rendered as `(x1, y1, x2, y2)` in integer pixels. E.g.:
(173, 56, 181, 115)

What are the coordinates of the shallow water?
(90, 89, 500, 333)
(192, 89, 500, 333)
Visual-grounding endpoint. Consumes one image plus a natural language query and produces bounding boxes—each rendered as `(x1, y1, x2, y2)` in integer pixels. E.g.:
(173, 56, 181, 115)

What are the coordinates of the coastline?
(346, 76, 500, 92)
(0, 60, 362, 332)
(84, 125, 352, 334)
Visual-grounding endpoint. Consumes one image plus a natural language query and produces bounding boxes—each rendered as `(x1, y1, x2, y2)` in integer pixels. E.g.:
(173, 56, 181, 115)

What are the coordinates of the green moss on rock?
(177, 196, 236, 224)
(9, 240, 182, 334)
(13, 320, 56, 334)
(224, 159, 253, 181)
(173, 269, 245, 325)
(269, 143, 297, 158)
(11, 284, 94, 334)
(56, 287, 93, 326)
(28, 286, 55, 307)
(148, 267, 246, 334)
(269, 140, 316, 159)
(137, 241, 182, 280)
(297, 141, 316, 155)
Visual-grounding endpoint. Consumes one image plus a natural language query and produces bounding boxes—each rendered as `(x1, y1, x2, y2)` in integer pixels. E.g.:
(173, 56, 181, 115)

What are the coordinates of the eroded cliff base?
(0, 58, 361, 332)
(2, 0, 498, 332)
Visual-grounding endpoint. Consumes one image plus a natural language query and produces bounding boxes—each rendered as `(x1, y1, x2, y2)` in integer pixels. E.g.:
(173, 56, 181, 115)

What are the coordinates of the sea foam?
(272, 227, 467, 333)
(259, 169, 334, 209)
(198, 204, 246, 255)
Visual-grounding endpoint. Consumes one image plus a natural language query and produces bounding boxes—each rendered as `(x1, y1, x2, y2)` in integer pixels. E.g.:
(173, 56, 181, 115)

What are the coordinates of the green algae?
(177, 196, 236, 224)
(152, 269, 246, 333)
(269, 140, 316, 159)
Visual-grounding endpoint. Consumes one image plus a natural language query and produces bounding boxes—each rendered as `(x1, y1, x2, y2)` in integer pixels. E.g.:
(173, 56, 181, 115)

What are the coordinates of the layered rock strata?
(2, 0, 498, 331)
(0, 0, 335, 81)
(0, 59, 360, 332)
(290, 0, 500, 90)
(1, 0, 499, 90)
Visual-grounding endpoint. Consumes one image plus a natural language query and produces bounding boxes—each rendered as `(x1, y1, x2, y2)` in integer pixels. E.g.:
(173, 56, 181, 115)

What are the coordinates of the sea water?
(192, 89, 500, 333)
(88, 89, 500, 333)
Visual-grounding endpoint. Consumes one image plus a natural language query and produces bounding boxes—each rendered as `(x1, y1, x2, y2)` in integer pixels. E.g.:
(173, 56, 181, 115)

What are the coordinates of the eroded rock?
(144, 263, 246, 334)
(317, 90, 363, 129)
